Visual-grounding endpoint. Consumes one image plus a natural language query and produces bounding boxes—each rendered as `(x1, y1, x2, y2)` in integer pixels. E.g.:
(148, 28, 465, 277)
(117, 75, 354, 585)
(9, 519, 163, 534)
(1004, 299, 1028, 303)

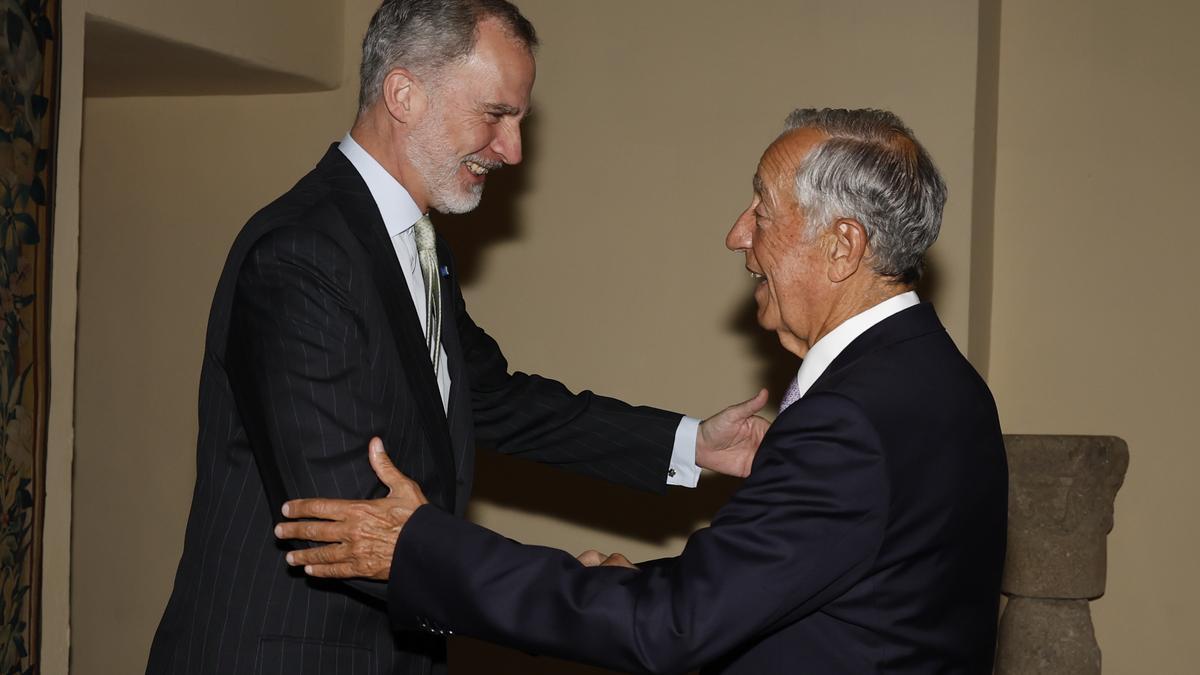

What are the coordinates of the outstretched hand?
(273, 438, 428, 580)
(695, 389, 771, 478)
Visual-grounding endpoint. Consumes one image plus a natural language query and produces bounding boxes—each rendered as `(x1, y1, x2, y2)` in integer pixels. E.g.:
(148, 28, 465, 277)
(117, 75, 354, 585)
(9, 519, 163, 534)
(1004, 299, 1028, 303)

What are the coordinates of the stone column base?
(995, 597, 1100, 675)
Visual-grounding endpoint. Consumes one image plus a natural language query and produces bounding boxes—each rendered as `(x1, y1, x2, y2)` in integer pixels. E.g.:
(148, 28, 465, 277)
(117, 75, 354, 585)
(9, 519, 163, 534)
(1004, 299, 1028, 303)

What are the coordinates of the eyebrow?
(752, 174, 765, 196)
(485, 103, 523, 116)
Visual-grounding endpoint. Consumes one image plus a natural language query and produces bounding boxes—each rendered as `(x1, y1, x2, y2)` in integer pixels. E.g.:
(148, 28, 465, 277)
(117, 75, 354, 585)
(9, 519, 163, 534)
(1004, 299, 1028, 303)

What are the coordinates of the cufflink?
(668, 468, 677, 478)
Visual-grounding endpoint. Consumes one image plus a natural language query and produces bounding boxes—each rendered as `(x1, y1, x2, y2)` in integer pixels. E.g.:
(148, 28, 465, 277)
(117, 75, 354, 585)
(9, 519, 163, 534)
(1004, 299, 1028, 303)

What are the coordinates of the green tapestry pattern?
(0, 0, 55, 671)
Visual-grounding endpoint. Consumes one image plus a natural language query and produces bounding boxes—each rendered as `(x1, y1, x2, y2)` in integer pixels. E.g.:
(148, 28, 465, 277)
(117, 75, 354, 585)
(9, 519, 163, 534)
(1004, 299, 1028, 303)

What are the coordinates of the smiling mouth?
(464, 159, 499, 177)
(746, 267, 767, 282)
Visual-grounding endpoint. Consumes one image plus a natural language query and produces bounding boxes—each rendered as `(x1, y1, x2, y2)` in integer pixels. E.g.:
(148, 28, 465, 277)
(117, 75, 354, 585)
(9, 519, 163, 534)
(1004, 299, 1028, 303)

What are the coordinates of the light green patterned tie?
(413, 214, 441, 377)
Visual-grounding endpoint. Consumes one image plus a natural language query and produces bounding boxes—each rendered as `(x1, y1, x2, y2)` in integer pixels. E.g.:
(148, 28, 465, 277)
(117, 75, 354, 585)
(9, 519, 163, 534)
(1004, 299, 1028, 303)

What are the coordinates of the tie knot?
(413, 215, 436, 253)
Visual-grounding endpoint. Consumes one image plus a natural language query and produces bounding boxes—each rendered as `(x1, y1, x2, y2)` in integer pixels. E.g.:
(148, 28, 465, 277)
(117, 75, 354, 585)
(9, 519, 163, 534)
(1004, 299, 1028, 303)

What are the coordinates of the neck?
(350, 111, 429, 212)
(806, 281, 913, 353)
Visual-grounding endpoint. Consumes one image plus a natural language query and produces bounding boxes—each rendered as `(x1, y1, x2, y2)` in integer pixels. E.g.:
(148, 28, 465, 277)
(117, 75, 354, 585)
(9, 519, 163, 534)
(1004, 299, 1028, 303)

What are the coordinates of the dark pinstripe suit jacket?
(146, 146, 681, 674)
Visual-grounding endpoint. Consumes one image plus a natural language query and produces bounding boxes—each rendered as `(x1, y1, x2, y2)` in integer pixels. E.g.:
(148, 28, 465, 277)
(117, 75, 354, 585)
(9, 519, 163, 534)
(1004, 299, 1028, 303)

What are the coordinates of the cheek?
(753, 284, 779, 329)
(444, 118, 482, 151)
(465, 123, 496, 153)
(765, 277, 794, 322)
(761, 254, 806, 313)
(753, 234, 790, 285)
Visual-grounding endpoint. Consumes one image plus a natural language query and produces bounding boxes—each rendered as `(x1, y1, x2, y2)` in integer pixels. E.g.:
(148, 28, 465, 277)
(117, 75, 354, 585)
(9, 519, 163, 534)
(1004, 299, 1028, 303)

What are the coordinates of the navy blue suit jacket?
(388, 303, 1007, 674)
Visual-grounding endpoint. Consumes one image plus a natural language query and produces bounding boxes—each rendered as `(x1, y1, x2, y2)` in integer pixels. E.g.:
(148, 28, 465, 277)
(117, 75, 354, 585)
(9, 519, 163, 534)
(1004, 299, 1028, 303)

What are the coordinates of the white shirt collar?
(792, 291, 920, 399)
(337, 133, 424, 238)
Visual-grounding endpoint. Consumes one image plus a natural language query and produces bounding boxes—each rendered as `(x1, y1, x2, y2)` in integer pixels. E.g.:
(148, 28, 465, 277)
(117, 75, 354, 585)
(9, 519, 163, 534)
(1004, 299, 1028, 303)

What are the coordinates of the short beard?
(406, 107, 484, 215)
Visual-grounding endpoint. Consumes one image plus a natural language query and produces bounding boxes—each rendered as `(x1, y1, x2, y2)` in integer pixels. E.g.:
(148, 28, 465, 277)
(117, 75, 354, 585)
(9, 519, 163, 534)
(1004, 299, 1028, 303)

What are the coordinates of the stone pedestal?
(996, 598, 1100, 674)
(994, 435, 1128, 675)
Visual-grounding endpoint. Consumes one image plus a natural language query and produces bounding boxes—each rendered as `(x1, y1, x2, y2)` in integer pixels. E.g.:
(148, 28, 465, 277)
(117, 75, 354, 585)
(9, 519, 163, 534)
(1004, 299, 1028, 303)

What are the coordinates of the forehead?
(453, 18, 536, 101)
(755, 128, 826, 200)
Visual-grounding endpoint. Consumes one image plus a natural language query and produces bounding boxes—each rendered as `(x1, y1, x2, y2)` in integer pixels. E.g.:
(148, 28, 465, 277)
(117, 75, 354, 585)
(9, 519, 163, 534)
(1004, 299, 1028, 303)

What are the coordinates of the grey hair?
(784, 108, 946, 283)
(358, 0, 538, 114)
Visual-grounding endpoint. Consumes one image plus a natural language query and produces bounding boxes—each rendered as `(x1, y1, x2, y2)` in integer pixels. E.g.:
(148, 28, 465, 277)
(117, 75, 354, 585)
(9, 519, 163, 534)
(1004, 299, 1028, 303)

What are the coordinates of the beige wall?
(65, 0, 1199, 673)
(988, 0, 1200, 671)
(85, 0, 342, 93)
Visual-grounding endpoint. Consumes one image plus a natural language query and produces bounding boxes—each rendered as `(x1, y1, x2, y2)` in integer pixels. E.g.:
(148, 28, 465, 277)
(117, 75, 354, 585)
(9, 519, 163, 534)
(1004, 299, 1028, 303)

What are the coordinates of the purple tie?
(779, 375, 802, 413)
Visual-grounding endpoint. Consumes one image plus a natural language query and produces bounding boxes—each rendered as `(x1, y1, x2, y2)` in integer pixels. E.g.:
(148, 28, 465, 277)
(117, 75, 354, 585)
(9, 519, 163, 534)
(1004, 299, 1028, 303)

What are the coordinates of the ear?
(827, 218, 868, 283)
(380, 67, 427, 125)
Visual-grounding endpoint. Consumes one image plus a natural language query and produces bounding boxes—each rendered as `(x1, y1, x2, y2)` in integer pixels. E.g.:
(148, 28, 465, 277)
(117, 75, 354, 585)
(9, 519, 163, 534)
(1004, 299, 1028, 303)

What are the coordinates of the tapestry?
(0, 0, 57, 671)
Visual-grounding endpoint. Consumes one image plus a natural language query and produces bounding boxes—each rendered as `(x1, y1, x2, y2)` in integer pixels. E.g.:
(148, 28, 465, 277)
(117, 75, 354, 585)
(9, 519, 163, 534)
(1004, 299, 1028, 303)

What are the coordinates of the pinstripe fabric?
(147, 146, 682, 674)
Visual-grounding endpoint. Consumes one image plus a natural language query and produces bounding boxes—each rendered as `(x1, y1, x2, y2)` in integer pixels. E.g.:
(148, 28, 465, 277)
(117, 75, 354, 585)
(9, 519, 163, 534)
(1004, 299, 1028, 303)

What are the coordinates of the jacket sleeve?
(227, 224, 416, 601)
(387, 392, 890, 674)
(447, 256, 681, 494)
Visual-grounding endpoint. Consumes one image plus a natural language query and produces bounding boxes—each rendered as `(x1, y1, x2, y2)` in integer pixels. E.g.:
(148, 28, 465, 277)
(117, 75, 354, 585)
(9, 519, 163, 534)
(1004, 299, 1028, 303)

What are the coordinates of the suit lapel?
(315, 146, 457, 508)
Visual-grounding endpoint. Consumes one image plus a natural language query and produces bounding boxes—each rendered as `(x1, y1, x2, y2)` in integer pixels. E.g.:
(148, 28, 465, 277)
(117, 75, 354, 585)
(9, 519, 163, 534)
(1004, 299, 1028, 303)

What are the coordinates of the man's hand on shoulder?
(274, 438, 428, 580)
(695, 389, 771, 478)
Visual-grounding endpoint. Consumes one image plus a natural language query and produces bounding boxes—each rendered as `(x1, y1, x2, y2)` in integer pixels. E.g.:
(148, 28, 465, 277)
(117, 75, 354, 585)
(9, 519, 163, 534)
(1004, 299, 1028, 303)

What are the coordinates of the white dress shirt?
(337, 134, 700, 486)
(339, 134, 452, 412)
(789, 291, 921, 401)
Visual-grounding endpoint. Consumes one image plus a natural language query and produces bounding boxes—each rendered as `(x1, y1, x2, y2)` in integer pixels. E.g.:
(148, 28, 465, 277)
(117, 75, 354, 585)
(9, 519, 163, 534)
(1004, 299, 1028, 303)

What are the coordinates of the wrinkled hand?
(695, 389, 771, 478)
(273, 437, 428, 580)
(576, 550, 638, 569)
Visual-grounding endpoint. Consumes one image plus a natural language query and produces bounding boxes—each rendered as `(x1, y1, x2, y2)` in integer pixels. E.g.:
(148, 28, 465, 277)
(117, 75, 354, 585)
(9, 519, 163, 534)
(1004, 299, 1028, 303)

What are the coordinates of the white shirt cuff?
(666, 416, 701, 488)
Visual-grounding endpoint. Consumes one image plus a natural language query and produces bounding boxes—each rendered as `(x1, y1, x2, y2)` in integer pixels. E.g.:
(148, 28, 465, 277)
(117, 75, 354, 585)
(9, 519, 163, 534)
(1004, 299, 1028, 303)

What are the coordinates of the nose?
(491, 118, 523, 165)
(726, 203, 755, 251)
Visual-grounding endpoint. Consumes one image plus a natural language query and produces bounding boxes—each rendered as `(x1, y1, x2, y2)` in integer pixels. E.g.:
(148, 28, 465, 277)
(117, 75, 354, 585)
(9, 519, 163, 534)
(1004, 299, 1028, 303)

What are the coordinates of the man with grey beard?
(146, 1, 767, 674)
